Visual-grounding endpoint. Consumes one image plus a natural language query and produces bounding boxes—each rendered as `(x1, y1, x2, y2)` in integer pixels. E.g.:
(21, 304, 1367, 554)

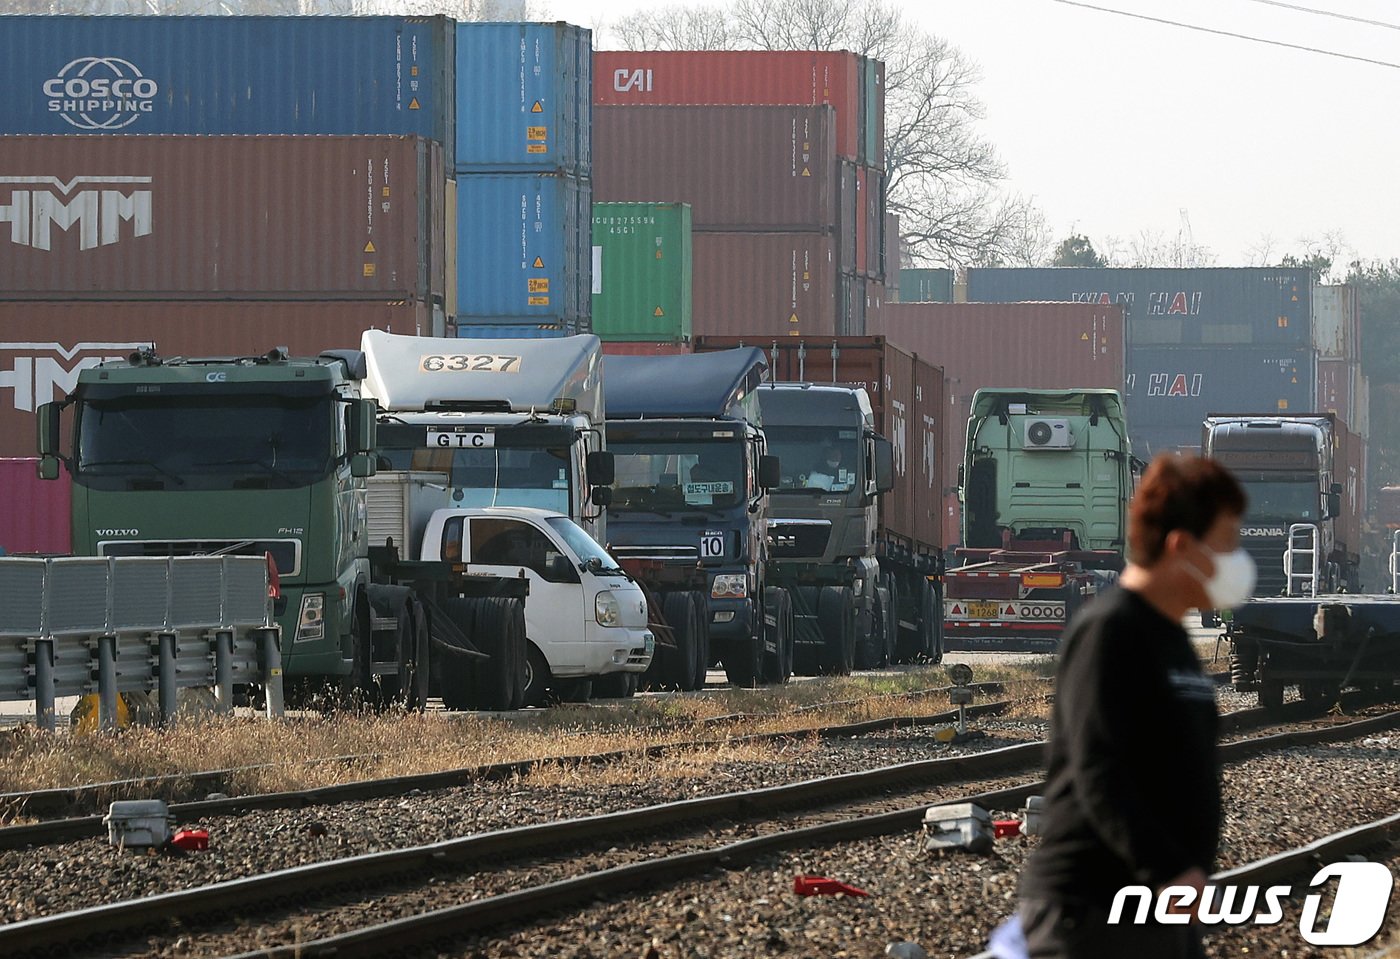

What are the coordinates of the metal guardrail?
(0, 556, 284, 731)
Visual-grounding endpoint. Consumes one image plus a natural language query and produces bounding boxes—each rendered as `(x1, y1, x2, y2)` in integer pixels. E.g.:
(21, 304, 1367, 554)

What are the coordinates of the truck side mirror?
(759, 455, 781, 490)
(586, 450, 615, 486)
(957, 464, 965, 489)
(350, 453, 376, 478)
(1327, 491, 1342, 518)
(347, 399, 377, 455)
(873, 436, 895, 494)
(36, 403, 63, 480)
(591, 485, 613, 508)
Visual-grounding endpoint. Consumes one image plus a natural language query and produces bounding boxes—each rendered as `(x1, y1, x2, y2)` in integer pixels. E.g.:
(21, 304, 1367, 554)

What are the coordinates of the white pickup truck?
(421, 506, 653, 703)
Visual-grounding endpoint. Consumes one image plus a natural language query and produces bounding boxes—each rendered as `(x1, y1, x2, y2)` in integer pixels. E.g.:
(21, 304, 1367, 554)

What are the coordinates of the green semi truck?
(36, 346, 529, 708)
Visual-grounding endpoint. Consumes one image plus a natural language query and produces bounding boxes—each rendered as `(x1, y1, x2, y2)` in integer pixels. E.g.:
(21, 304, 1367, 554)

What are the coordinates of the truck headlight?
(297, 592, 325, 642)
(595, 590, 621, 626)
(711, 574, 748, 599)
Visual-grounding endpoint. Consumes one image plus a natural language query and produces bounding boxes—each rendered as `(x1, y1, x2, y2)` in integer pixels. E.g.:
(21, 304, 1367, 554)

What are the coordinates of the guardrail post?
(33, 639, 56, 733)
(214, 630, 234, 715)
(261, 628, 285, 719)
(157, 633, 178, 727)
(97, 635, 118, 733)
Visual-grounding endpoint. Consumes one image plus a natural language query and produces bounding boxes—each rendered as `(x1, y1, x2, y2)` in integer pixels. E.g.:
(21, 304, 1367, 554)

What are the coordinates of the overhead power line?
(1237, 0, 1400, 32)
(1052, 0, 1400, 69)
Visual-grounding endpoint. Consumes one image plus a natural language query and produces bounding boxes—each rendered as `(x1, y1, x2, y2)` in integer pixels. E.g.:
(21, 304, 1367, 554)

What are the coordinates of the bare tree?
(607, 0, 1040, 269)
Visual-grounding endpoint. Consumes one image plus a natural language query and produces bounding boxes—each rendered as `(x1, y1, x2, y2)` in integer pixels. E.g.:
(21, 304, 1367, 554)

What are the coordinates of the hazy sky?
(545, 0, 1400, 267)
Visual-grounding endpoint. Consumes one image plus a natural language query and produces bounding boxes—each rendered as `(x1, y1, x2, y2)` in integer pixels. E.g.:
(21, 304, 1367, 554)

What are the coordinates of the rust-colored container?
(693, 334, 943, 552)
(0, 136, 446, 301)
(692, 233, 838, 339)
(871, 301, 1127, 545)
(594, 50, 865, 162)
(0, 458, 71, 554)
(0, 299, 432, 457)
(1318, 358, 1359, 426)
(600, 341, 693, 356)
(594, 106, 838, 231)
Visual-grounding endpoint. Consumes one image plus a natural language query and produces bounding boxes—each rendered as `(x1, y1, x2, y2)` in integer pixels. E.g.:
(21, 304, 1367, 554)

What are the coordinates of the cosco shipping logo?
(44, 57, 159, 130)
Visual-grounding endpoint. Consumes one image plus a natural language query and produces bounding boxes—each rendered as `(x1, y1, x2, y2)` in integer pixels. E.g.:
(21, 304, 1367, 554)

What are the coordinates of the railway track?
(2, 702, 1394, 958)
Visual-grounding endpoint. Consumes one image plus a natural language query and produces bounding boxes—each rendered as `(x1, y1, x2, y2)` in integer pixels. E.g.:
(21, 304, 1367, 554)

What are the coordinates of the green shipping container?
(899, 267, 954, 303)
(591, 202, 693, 342)
(862, 57, 880, 170)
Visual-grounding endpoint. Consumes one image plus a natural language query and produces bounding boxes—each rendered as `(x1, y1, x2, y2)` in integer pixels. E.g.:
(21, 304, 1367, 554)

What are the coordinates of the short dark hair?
(1128, 454, 1248, 565)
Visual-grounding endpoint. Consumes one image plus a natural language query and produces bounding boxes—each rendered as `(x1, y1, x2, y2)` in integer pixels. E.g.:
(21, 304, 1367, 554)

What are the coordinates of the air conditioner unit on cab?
(1023, 418, 1074, 450)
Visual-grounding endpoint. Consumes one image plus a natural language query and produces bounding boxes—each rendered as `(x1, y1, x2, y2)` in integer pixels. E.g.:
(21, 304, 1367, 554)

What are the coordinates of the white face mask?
(1185, 546, 1257, 609)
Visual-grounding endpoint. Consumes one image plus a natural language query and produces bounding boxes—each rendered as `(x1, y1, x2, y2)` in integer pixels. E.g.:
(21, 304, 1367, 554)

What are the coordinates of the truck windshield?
(1241, 481, 1319, 521)
(76, 394, 335, 491)
(544, 516, 625, 574)
(764, 425, 861, 492)
(609, 439, 745, 513)
(378, 447, 572, 513)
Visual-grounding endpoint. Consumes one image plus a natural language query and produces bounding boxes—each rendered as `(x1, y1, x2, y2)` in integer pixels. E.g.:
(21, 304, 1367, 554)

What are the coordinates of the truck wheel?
(395, 599, 430, 711)
(437, 598, 480, 712)
(921, 581, 943, 664)
(660, 592, 701, 691)
(468, 597, 526, 712)
(553, 677, 593, 703)
(763, 588, 793, 685)
(593, 671, 638, 699)
(790, 586, 823, 676)
(689, 592, 712, 690)
(342, 588, 376, 710)
(522, 644, 551, 708)
(855, 580, 886, 671)
(817, 586, 856, 676)
(881, 576, 899, 666)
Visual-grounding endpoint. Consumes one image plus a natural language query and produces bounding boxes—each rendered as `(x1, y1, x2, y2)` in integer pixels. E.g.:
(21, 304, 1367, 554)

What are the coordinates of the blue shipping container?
(0, 15, 455, 166)
(967, 267, 1312, 348)
(1126, 346, 1315, 454)
(455, 172, 591, 325)
(455, 22, 590, 175)
(454, 321, 586, 339)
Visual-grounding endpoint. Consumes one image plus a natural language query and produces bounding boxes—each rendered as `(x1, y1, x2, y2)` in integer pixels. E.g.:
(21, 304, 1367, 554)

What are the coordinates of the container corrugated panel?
(900, 268, 954, 303)
(1354, 370, 1370, 439)
(1317, 358, 1357, 424)
(591, 202, 692, 342)
(0, 459, 71, 554)
(454, 172, 590, 324)
(967, 267, 1312, 348)
(866, 278, 884, 333)
(454, 321, 585, 339)
(1127, 346, 1315, 455)
(0, 15, 455, 166)
(0, 135, 446, 300)
(692, 233, 837, 339)
(864, 168, 884, 280)
(854, 167, 868, 275)
(870, 301, 1128, 530)
(839, 162, 858, 274)
(0, 299, 432, 458)
(593, 51, 863, 161)
(1312, 284, 1361, 359)
(692, 334, 941, 551)
(871, 59, 885, 172)
(600, 341, 693, 356)
(593, 106, 838, 231)
(454, 22, 590, 175)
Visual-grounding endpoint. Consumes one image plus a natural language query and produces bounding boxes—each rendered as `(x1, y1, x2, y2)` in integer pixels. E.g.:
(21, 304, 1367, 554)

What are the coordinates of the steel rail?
(3, 708, 1396, 957)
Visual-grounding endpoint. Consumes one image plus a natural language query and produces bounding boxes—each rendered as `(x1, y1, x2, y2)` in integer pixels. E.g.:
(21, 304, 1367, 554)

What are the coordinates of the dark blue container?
(455, 320, 586, 338)
(967, 267, 1312, 348)
(0, 15, 455, 166)
(1126, 346, 1315, 455)
(454, 172, 590, 326)
(455, 22, 590, 175)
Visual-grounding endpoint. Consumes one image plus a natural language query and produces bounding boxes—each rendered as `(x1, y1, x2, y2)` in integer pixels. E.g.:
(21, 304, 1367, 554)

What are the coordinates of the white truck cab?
(421, 506, 653, 702)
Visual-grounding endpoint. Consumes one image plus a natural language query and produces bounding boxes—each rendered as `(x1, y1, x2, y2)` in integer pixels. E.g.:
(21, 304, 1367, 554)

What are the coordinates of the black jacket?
(1021, 587, 1221, 906)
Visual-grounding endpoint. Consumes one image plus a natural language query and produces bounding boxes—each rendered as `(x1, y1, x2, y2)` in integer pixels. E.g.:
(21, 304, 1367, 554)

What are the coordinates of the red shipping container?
(0, 136, 446, 301)
(594, 51, 864, 162)
(693, 335, 943, 553)
(0, 300, 433, 457)
(1317, 358, 1358, 425)
(871, 302, 1127, 545)
(594, 106, 839, 231)
(692, 233, 838, 339)
(600, 341, 692, 356)
(0, 458, 71, 554)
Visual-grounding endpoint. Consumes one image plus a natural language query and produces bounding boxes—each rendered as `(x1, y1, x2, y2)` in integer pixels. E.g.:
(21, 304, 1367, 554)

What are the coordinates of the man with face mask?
(806, 443, 845, 491)
(1008, 454, 1251, 959)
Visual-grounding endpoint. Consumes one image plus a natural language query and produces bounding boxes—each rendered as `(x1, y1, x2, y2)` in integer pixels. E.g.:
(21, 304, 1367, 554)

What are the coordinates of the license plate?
(967, 601, 1000, 619)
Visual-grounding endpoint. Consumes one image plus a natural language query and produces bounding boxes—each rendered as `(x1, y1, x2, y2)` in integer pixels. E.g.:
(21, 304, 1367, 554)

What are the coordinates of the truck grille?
(1243, 536, 1288, 597)
(100, 539, 301, 577)
(767, 521, 832, 560)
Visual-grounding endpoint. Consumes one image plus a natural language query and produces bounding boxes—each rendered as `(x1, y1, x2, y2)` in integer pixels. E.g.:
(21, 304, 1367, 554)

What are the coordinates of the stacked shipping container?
(966, 267, 1316, 456)
(592, 51, 885, 342)
(453, 22, 593, 337)
(1313, 285, 1367, 438)
(591, 202, 693, 342)
(869, 302, 1127, 546)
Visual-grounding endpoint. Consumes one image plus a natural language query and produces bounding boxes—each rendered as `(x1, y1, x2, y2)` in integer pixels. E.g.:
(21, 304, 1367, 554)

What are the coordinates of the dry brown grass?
(0, 663, 1053, 804)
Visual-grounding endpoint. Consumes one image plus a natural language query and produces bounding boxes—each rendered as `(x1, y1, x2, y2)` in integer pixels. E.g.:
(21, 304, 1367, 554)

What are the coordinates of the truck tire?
(522, 644, 551, 708)
(437, 597, 481, 712)
(395, 599, 430, 711)
(660, 592, 701, 691)
(790, 586, 823, 676)
(817, 586, 856, 676)
(762, 588, 793, 685)
(470, 597, 526, 711)
(342, 588, 376, 710)
(553, 677, 593, 703)
(593, 671, 638, 699)
(855, 582, 886, 671)
(688, 591, 712, 690)
(720, 595, 765, 689)
(886, 575, 907, 664)
(921, 581, 943, 664)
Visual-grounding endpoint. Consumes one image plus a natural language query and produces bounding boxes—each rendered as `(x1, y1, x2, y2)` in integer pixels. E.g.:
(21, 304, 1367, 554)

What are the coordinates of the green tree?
(1280, 252, 1334, 283)
(1050, 234, 1108, 268)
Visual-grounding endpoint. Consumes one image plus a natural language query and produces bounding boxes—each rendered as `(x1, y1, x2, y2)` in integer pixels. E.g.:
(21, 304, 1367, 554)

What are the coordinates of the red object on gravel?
(793, 875, 870, 897)
(994, 820, 1022, 838)
(170, 829, 210, 852)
